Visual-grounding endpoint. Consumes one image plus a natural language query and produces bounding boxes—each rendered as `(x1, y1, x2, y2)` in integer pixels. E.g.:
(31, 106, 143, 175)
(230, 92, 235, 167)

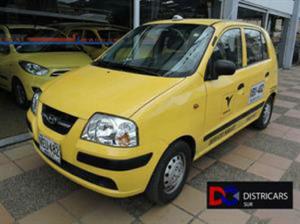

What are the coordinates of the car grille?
(42, 104, 77, 135)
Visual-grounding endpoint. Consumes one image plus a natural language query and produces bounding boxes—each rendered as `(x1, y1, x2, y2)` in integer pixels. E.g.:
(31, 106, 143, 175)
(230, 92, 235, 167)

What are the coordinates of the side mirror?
(214, 59, 236, 77)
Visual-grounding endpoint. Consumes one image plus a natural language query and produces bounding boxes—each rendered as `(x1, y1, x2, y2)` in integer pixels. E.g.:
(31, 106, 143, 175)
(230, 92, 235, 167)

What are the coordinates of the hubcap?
(262, 103, 271, 125)
(163, 153, 186, 194)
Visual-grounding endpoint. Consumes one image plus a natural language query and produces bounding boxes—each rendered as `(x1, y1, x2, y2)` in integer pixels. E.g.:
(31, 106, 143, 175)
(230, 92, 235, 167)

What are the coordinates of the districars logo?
(208, 185, 240, 207)
(207, 182, 293, 209)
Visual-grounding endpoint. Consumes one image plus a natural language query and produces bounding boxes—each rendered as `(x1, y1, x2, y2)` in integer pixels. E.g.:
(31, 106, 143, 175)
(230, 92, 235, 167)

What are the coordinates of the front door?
(203, 28, 244, 147)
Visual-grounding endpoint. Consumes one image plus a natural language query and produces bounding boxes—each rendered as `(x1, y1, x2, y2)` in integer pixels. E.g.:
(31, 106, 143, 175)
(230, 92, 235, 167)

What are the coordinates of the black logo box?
(207, 182, 293, 209)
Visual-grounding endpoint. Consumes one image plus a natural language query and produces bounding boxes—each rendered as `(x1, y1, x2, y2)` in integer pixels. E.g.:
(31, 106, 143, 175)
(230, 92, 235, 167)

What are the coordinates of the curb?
(0, 133, 32, 150)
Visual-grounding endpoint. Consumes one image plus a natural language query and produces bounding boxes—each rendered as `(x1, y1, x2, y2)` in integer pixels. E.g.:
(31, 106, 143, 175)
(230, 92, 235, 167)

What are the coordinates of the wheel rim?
(14, 83, 26, 105)
(262, 102, 272, 125)
(163, 153, 186, 194)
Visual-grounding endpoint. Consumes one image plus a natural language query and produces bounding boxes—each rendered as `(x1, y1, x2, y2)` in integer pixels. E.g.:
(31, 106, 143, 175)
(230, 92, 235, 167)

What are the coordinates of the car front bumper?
(26, 107, 166, 198)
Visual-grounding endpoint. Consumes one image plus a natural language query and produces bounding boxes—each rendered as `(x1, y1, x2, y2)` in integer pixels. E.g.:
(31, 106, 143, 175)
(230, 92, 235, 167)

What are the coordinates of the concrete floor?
(1, 67, 300, 224)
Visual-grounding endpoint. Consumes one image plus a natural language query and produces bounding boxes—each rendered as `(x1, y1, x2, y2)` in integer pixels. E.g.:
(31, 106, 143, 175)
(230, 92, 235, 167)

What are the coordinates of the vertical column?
(133, 0, 140, 28)
(221, 0, 239, 20)
(281, 0, 300, 69)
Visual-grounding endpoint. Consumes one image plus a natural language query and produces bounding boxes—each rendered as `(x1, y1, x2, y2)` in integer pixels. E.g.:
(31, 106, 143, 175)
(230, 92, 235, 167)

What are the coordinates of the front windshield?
(10, 28, 81, 53)
(94, 24, 214, 77)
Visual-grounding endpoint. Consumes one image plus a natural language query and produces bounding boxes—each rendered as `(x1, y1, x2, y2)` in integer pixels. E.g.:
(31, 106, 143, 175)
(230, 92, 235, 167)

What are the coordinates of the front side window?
(206, 28, 242, 79)
(212, 29, 243, 68)
(245, 29, 268, 65)
(93, 24, 214, 77)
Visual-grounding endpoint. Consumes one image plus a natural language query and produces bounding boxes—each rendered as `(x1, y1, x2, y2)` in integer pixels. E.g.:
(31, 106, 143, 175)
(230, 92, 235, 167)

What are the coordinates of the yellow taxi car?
(0, 25, 92, 107)
(27, 17, 278, 204)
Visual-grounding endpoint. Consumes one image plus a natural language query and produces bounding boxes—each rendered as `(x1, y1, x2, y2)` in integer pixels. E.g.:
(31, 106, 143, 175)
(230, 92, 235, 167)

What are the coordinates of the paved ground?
(0, 89, 27, 139)
(1, 67, 300, 224)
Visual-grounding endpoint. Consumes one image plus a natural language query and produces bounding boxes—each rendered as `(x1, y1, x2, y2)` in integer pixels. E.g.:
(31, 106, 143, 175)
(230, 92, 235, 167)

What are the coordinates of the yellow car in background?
(0, 25, 92, 107)
(27, 18, 278, 204)
(63, 23, 128, 59)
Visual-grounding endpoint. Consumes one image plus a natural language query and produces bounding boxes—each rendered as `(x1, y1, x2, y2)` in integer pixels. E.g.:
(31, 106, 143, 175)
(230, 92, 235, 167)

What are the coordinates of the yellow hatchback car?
(27, 18, 278, 204)
(0, 25, 91, 107)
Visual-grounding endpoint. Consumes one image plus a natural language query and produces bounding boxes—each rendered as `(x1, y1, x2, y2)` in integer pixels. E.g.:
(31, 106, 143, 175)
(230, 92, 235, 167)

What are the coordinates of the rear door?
(238, 28, 271, 114)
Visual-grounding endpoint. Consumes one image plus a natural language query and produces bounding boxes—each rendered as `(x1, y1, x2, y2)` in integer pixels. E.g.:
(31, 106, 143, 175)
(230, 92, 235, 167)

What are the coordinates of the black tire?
(12, 79, 28, 108)
(145, 141, 192, 204)
(252, 96, 274, 130)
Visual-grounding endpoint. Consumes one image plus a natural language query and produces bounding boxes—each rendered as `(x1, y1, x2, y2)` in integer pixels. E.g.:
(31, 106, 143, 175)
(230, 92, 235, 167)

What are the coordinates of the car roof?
(4, 24, 56, 30)
(146, 19, 221, 26)
(146, 19, 263, 29)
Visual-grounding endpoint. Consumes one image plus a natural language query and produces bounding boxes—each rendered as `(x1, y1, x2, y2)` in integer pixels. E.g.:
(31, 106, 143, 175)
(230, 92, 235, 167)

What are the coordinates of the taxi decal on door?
(249, 81, 265, 104)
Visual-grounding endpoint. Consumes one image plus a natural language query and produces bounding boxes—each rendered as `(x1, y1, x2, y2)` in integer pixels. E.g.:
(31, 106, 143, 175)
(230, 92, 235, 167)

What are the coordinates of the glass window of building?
(0, 0, 133, 28)
(140, 0, 221, 24)
(237, 7, 265, 26)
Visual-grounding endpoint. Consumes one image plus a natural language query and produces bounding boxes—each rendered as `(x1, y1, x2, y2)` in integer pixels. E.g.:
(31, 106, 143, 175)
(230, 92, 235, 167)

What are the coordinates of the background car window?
(212, 29, 243, 68)
(69, 30, 83, 40)
(11, 29, 80, 53)
(84, 30, 98, 41)
(99, 30, 126, 45)
(0, 29, 9, 54)
(245, 29, 268, 65)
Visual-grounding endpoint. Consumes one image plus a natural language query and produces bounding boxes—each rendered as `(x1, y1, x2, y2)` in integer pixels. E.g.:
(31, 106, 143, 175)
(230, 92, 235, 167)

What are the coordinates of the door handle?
(237, 83, 245, 90)
(265, 72, 270, 78)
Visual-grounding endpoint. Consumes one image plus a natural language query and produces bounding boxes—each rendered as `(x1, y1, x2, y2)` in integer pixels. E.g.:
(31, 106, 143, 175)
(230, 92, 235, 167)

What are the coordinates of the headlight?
(19, 61, 48, 76)
(81, 114, 138, 147)
(31, 91, 41, 114)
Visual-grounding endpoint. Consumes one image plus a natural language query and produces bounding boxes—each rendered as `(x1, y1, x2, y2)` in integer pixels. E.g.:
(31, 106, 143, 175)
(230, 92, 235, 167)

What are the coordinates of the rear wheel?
(145, 141, 191, 204)
(252, 96, 274, 129)
(12, 79, 28, 108)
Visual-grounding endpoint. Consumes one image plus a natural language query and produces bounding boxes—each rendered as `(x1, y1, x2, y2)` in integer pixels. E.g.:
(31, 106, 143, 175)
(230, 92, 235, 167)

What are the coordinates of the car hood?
(41, 65, 185, 119)
(19, 52, 91, 69)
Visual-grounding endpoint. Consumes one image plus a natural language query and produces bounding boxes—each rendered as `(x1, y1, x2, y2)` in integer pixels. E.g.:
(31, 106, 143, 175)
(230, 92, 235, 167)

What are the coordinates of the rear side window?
(211, 29, 243, 68)
(245, 29, 269, 65)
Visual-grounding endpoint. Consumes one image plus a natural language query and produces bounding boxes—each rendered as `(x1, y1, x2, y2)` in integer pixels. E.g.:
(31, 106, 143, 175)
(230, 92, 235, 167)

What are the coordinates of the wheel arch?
(168, 135, 196, 160)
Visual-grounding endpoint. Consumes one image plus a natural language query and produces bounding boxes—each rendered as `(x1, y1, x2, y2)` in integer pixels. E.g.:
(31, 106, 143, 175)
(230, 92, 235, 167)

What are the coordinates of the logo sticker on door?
(222, 93, 234, 116)
(249, 81, 265, 104)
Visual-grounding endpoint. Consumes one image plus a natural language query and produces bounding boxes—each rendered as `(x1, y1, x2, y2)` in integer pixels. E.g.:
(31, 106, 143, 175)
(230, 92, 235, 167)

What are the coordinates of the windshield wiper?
(93, 60, 160, 77)
(122, 65, 160, 77)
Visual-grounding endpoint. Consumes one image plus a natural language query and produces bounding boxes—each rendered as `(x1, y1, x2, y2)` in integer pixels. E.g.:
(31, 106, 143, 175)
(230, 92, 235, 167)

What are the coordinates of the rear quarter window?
(245, 29, 269, 65)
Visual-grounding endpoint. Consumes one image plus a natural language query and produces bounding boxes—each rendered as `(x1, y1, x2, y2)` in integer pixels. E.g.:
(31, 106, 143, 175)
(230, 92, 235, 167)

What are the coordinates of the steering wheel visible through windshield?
(93, 24, 214, 77)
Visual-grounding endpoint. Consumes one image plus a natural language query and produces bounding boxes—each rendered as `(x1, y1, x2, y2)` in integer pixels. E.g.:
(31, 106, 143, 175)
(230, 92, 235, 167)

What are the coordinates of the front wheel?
(252, 96, 274, 129)
(145, 141, 192, 204)
(12, 79, 28, 108)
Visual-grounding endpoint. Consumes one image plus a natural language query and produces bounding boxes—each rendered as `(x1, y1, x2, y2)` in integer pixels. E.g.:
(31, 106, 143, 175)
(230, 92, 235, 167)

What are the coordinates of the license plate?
(38, 134, 61, 164)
